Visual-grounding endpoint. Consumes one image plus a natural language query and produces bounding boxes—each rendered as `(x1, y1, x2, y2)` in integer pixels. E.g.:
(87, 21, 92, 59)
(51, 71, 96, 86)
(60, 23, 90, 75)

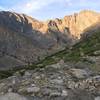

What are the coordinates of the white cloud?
(11, 0, 72, 15)
(26, 3, 32, 8)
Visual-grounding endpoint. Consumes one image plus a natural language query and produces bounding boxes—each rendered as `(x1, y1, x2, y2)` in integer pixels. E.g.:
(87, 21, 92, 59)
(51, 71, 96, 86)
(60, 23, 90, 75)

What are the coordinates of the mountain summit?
(0, 10, 100, 70)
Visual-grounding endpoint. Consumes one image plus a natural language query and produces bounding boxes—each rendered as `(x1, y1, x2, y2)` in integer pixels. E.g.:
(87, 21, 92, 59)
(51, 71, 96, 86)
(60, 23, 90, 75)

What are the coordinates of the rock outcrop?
(0, 10, 100, 69)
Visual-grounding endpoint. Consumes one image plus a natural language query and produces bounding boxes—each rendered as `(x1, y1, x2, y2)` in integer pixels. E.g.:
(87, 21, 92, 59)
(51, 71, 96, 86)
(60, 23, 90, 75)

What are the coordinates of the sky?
(0, 0, 100, 20)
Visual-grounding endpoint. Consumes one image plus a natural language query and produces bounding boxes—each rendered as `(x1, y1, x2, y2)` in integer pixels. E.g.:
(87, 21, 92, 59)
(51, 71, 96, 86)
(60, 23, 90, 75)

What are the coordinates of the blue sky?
(0, 0, 100, 20)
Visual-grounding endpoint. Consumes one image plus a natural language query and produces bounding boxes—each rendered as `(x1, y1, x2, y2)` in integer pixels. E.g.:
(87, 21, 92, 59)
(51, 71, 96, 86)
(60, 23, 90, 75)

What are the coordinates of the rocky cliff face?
(44, 10, 100, 39)
(0, 10, 100, 70)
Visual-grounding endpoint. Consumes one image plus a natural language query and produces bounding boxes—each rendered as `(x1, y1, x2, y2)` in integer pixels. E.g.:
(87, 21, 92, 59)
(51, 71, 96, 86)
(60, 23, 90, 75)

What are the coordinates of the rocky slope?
(0, 59, 99, 100)
(0, 10, 100, 100)
(0, 10, 100, 70)
(0, 24, 100, 100)
(0, 62, 96, 99)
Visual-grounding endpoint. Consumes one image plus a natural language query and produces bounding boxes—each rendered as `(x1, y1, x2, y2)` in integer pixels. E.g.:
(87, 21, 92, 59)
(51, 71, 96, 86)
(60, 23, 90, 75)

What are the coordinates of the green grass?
(64, 31, 100, 61)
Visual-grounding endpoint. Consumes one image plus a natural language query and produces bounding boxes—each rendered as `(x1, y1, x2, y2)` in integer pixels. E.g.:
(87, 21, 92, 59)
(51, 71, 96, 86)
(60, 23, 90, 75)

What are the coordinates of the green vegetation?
(64, 31, 100, 61)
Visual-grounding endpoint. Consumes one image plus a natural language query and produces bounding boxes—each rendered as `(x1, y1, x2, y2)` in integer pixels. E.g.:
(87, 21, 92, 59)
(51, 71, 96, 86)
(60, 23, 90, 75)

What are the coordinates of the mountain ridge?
(0, 10, 100, 70)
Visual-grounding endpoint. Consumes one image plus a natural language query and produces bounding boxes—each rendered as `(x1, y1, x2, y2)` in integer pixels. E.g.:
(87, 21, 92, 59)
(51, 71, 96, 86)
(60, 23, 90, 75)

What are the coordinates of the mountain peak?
(79, 9, 97, 14)
(1, 10, 99, 37)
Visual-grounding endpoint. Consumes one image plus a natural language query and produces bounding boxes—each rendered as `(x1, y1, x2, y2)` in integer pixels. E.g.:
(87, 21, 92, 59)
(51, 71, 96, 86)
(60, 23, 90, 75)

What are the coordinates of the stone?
(31, 84, 36, 87)
(0, 93, 28, 100)
(24, 71, 32, 77)
(12, 79, 16, 84)
(51, 79, 63, 84)
(27, 87, 40, 93)
(50, 92, 61, 97)
(8, 88, 13, 93)
(95, 96, 100, 100)
(70, 68, 89, 79)
(61, 90, 68, 96)
(89, 86, 95, 91)
(94, 50, 100, 55)
(41, 88, 52, 96)
(46, 63, 61, 69)
(67, 81, 76, 89)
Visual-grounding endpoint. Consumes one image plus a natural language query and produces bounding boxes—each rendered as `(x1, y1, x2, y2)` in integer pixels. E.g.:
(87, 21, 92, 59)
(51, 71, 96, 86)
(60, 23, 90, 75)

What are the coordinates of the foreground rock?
(0, 61, 99, 100)
(0, 93, 29, 100)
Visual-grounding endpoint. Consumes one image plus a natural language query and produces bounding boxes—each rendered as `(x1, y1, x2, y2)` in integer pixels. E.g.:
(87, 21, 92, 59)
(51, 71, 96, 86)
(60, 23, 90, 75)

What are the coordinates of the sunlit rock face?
(1, 10, 99, 39)
(0, 10, 99, 69)
(43, 10, 100, 39)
